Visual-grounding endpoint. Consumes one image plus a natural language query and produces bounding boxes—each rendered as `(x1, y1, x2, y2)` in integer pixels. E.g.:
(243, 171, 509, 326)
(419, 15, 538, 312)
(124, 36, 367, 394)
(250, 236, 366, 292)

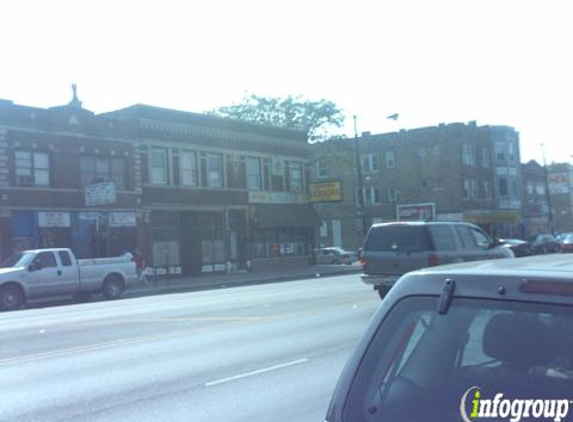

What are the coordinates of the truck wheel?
(102, 275, 125, 300)
(73, 292, 92, 303)
(0, 284, 25, 311)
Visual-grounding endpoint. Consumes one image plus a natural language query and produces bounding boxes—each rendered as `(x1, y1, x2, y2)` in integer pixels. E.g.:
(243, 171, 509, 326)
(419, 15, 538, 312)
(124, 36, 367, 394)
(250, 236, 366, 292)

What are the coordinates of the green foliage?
(210, 94, 345, 142)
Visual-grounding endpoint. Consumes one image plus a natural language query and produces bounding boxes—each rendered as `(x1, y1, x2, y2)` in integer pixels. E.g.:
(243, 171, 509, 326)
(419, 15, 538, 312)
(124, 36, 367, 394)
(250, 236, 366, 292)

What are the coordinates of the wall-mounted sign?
(85, 181, 116, 206)
(109, 212, 137, 227)
(309, 181, 343, 203)
(248, 191, 308, 204)
(397, 203, 436, 221)
(38, 212, 71, 227)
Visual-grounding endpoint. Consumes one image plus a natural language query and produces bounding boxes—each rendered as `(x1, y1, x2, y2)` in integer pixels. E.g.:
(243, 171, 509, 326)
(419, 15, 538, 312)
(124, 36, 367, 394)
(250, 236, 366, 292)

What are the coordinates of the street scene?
(1, 1, 573, 422)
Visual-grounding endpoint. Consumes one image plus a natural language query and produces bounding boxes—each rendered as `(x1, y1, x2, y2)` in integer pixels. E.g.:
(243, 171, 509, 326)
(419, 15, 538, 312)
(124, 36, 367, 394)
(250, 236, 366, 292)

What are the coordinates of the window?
(58, 251, 72, 266)
(428, 225, 456, 250)
(484, 180, 492, 200)
(80, 155, 126, 189)
(508, 142, 516, 162)
(180, 150, 197, 186)
(471, 228, 491, 248)
(356, 187, 380, 206)
(319, 221, 328, 237)
(288, 161, 303, 192)
(151, 148, 168, 184)
(462, 144, 476, 166)
(208, 153, 223, 187)
(34, 252, 57, 268)
(511, 180, 518, 197)
(417, 147, 426, 158)
(499, 177, 508, 197)
(247, 157, 261, 190)
(385, 151, 395, 169)
(387, 186, 397, 203)
(482, 147, 490, 168)
(462, 179, 470, 199)
(15, 150, 49, 186)
(315, 160, 328, 179)
(456, 225, 478, 249)
(433, 145, 441, 156)
(495, 142, 506, 161)
(361, 154, 379, 172)
(470, 179, 478, 199)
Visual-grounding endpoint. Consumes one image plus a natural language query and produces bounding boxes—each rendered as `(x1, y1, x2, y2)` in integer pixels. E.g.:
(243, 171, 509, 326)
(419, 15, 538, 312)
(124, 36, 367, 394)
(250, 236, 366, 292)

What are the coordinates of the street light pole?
(541, 143, 555, 235)
(353, 115, 368, 239)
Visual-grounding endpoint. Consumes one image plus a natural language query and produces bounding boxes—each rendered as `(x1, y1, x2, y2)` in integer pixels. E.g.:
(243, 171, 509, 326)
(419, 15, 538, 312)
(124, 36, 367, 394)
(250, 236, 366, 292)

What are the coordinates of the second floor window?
(315, 160, 328, 179)
(15, 150, 49, 186)
(385, 151, 395, 169)
(180, 151, 197, 186)
(495, 143, 506, 162)
(151, 148, 168, 184)
(361, 154, 379, 172)
(208, 153, 223, 187)
(356, 187, 380, 206)
(463, 179, 478, 199)
(484, 180, 492, 200)
(80, 155, 126, 190)
(288, 161, 303, 192)
(462, 145, 476, 166)
(247, 157, 261, 190)
(499, 177, 508, 197)
(482, 148, 490, 168)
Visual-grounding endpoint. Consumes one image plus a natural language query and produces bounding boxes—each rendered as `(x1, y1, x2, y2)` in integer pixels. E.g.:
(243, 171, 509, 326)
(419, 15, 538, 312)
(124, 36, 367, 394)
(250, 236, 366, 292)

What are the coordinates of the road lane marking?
(204, 358, 309, 386)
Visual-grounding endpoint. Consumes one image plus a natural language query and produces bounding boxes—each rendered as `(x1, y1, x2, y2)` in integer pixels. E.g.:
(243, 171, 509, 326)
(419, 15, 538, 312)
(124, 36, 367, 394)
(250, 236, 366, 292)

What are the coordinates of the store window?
(200, 213, 225, 264)
(208, 153, 223, 187)
(80, 155, 126, 189)
(14, 150, 50, 186)
(249, 228, 308, 258)
(247, 157, 262, 190)
(151, 147, 168, 184)
(180, 150, 197, 186)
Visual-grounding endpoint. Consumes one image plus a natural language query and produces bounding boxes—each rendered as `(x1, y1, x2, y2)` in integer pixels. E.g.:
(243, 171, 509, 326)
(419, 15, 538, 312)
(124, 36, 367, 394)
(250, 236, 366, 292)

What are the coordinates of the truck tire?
(0, 284, 25, 311)
(102, 275, 125, 300)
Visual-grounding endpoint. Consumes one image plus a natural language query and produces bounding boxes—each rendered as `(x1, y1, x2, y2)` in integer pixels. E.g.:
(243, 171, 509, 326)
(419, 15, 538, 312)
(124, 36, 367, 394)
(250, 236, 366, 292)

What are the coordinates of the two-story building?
(0, 93, 319, 275)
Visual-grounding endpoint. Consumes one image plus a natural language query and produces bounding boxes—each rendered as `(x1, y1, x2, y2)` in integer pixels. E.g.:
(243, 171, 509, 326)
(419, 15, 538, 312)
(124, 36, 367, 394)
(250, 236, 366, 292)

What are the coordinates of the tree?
(209, 94, 345, 142)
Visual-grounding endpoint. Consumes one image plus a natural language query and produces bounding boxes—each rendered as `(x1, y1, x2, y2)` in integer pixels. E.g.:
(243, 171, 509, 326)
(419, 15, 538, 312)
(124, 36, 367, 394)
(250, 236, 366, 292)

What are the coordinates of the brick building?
(310, 122, 523, 250)
(0, 94, 319, 274)
(522, 160, 550, 238)
(547, 162, 573, 234)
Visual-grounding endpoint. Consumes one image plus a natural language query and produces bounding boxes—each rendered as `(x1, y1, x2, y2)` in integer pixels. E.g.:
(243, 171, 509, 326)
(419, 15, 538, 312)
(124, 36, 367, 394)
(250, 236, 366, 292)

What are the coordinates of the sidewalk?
(127, 263, 362, 297)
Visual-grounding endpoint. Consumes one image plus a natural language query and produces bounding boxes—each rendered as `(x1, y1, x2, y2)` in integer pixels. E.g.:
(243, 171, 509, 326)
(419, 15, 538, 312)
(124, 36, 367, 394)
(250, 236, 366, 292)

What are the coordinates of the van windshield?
(364, 226, 431, 252)
(343, 296, 573, 422)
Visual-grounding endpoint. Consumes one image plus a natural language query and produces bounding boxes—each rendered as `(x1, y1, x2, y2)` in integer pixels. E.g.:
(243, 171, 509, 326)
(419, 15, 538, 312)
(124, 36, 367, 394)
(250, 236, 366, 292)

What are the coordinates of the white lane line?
(204, 358, 309, 387)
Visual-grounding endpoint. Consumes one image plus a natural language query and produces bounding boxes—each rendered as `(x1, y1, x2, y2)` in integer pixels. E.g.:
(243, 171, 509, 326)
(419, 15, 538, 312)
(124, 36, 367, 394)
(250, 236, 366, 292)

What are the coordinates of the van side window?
(470, 229, 491, 248)
(58, 251, 72, 267)
(455, 226, 477, 249)
(428, 226, 456, 251)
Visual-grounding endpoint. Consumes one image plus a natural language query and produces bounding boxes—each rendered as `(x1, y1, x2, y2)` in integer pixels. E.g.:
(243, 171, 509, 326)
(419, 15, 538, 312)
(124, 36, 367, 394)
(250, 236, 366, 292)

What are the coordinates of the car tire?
(0, 284, 25, 312)
(73, 292, 92, 303)
(102, 275, 125, 300)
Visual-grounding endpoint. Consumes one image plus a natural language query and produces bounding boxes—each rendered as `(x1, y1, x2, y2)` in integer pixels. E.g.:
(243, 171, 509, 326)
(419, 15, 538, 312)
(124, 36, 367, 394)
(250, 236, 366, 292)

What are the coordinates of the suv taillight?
(428, 253, 440, 267)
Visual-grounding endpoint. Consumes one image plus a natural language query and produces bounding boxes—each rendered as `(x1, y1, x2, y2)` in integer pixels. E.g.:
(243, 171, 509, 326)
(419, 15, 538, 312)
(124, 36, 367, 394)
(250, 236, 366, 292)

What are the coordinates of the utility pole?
(353, 116, 368, 239)
(541, 143, 555, 235)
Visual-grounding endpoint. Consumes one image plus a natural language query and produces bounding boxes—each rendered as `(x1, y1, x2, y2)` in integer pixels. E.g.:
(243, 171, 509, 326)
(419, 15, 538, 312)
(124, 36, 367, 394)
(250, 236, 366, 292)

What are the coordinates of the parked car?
(0, 248, 138, 311)
(532, 234, 560, 254)
(316, 247, 357, 265)
(560, 233, 573, 253)
(499, 238, 533, 257)
(326, 254, 573, 422)
(360, 222, 513, 298)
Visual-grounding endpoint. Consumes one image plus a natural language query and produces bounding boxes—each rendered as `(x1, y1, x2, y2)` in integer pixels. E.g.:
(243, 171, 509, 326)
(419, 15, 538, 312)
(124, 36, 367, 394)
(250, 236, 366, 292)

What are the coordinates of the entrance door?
(332, 220, 342, 247)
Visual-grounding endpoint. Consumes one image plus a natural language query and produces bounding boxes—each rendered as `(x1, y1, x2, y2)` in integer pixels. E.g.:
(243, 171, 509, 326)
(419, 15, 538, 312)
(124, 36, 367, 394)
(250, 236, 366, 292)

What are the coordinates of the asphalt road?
(0, 274, 379, 422)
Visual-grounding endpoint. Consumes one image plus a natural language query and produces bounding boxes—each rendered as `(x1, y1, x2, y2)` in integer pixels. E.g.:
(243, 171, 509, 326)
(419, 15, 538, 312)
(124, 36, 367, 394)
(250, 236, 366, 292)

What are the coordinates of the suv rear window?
(343, 296, 573, 422)
(364, 226, 431, 252)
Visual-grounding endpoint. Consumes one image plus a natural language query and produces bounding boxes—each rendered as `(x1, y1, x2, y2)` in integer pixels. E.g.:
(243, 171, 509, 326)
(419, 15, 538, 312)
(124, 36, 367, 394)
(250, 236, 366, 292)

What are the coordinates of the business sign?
(109, 212, 137, 227)
(397, 203, 436, 221)
(38, 212, 71, 227)
(309, 181, 343, 203)
(85, 181, 116, 206)
(548, 173, 569, 194)
(248, 191, 308, 204)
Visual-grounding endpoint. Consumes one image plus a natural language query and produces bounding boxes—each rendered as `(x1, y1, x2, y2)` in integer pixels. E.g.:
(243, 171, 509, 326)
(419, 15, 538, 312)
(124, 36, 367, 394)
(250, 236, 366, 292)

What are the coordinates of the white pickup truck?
(0, 248, 138, 311)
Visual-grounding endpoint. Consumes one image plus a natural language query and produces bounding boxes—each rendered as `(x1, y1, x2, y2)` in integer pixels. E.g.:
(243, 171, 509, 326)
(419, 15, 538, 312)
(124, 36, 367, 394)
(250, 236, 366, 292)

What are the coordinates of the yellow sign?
(310, 181, 342, 203)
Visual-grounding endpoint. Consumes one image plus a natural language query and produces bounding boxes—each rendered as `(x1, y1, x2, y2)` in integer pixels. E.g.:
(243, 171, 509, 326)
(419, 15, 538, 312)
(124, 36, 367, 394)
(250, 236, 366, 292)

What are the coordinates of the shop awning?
(255, 204, 321, 228)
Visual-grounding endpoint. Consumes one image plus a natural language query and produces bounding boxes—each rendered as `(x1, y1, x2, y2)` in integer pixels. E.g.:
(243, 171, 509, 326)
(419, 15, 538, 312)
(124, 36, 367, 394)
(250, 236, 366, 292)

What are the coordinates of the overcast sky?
(1, 0, 571, 163)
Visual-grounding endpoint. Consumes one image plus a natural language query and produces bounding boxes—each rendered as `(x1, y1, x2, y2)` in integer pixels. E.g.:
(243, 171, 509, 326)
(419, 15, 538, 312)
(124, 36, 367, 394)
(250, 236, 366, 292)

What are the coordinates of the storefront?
(463, 209, 523, 238)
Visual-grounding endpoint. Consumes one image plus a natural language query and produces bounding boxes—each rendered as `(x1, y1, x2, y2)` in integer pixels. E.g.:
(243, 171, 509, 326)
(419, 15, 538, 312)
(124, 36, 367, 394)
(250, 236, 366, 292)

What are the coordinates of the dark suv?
(326, 254, 573, 422)
(360, 222, 513, 298)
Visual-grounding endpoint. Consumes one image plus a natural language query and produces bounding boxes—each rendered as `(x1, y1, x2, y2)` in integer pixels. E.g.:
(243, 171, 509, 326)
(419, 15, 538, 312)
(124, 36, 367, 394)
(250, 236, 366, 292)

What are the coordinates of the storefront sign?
(109, 212, 137, 227)
(248, 191, 308, 204)
(78, 212, 102, 221)
(464, 210, 521, 224)
(397, 203, 436, 221)
(309, 181, 342, 203)
(549, 173, 569, 194)
(38, 212, 71, 227)
(85, 181, 116, 206)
